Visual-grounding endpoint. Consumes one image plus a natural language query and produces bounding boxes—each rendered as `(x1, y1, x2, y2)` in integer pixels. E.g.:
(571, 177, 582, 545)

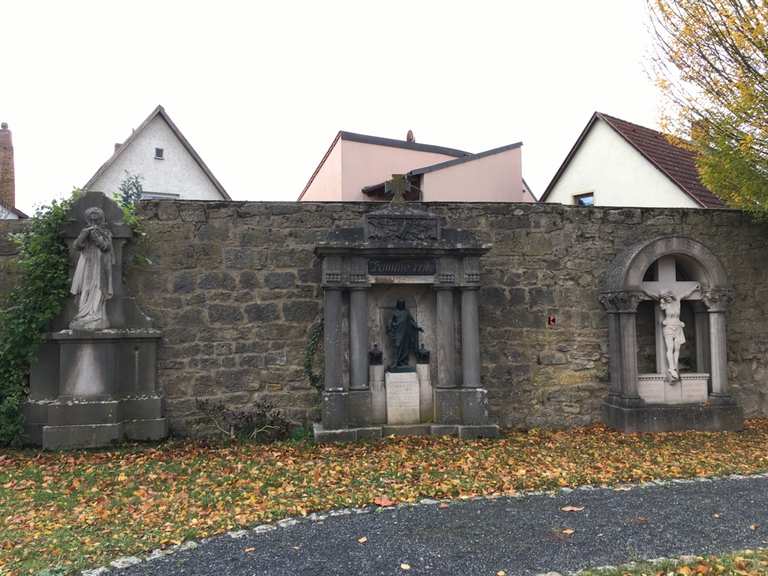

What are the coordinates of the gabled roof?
(540, 112, 725, 208)
(0, 198, 27, 219)
(84, 105, 230, 200)
(408, 142, 522, 176)
(298, 131, 470, 200)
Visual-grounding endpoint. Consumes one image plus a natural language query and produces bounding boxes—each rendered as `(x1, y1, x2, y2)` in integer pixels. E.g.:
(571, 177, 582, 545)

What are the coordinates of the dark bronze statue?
(386, 300, 423, 370)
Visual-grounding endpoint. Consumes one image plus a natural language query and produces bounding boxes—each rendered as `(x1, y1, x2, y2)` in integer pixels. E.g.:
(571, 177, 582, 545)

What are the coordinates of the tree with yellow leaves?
(649, 0, 768, 217)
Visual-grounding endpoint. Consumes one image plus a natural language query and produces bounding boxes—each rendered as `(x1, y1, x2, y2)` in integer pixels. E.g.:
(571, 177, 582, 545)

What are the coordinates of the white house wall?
(88, 116, 223, 200)
(545, 119, 700, 208)
(0, 204, 18, 220)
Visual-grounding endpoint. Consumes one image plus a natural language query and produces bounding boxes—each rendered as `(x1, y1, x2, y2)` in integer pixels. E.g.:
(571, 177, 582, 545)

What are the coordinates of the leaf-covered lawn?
(581, 548, 768, 576)
(5, 420, 768, 575)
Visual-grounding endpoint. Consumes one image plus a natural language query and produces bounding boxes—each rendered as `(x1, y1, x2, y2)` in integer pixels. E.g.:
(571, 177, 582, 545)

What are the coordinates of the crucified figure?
(644, 282, 700, 381)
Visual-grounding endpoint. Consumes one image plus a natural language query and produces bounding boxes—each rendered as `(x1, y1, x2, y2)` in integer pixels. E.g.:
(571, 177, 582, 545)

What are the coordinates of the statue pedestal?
(638, 373, 709, 404)
(25, 329, 167, 449)
(385, 370, 420, 425)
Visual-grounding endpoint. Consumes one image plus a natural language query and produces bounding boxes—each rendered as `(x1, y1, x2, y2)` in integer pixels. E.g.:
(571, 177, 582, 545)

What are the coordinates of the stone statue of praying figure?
(644, 282, 700, 381)
(386, 300, 423, 370)
(70, 206, 114, 330)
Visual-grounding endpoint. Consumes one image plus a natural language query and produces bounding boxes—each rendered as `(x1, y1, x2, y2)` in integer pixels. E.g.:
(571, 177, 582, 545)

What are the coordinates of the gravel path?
(112, 475, 768, 576)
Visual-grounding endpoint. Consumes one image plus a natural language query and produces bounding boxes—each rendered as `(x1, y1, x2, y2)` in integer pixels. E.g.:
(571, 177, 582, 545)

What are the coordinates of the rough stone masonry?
(1, 200, 767, 436)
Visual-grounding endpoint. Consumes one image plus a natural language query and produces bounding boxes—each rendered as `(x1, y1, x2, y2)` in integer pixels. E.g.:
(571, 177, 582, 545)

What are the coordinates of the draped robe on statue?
(70, 220, 114, 330)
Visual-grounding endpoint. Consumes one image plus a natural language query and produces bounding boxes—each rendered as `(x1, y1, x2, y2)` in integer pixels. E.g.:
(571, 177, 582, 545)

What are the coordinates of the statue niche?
(600, 235, 743, 433)
(386, 299, 423, 371)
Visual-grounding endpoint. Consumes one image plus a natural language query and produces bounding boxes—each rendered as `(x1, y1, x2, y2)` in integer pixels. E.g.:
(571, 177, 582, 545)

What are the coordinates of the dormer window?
(154, 147, 164, 160)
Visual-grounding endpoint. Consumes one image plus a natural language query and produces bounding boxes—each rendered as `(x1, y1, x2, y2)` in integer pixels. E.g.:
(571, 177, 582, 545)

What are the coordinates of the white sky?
(3, 0, 661, 213)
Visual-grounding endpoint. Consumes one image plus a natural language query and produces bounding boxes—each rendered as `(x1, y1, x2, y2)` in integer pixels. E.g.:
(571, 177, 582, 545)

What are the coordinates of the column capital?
(598, 290, 643, 313)
(702, 288, 735, 312)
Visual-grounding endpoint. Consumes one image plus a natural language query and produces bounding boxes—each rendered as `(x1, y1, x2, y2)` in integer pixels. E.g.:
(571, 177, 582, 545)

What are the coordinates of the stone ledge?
(313, 422, 500, 442)
(602, 399, 744, 433)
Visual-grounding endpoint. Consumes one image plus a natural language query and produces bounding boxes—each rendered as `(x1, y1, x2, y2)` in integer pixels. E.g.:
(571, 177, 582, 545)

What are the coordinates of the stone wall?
(1, 201, 767, 434)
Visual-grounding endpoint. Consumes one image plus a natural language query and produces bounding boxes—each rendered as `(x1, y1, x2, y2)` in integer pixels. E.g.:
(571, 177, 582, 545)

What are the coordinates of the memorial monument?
(600, 235, 743, 432)
(313, 185, 499, 441)
(24, 191, 168, 449)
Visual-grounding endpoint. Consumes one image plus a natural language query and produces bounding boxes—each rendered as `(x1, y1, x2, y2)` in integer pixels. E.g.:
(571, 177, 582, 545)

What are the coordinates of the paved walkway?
(114, 475, 768, 576)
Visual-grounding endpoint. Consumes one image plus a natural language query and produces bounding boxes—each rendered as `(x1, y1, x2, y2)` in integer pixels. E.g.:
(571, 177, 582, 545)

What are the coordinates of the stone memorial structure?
(600, 235, 743, 432)
(24, 192, 168, 449)
(313, 199, 499, 441)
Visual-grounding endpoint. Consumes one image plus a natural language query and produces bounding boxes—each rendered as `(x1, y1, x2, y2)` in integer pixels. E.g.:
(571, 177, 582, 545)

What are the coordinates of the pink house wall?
(299, 140, 343, 201)
(421, 147, 528, 202)
(339, 140, 457, 201)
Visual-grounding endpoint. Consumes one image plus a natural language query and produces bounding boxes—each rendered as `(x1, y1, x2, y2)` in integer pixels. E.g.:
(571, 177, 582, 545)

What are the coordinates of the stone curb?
(79, 471, 768, 575)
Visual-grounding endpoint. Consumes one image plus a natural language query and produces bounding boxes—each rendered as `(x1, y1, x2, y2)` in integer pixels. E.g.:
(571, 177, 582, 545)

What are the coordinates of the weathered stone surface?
(3, 201, 768, 436)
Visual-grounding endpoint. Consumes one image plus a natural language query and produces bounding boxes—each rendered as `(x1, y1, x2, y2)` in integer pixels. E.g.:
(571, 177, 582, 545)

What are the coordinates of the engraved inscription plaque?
(385, 371, 421, 425)
(368, 259, 437, 276)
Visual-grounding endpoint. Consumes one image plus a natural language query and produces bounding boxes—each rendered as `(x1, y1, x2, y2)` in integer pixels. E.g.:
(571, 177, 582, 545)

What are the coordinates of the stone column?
(349, 288, 369, 390)
(461, 287, 481, 388)
(704, 290, 733, 400)
(600, 291, 643, 406)
(321, 287, 347, 429)
(693, 302, 711, 375)
(435, 287, 456, 388)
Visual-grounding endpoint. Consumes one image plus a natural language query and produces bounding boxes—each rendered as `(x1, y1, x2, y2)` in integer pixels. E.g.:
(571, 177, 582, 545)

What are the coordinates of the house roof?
(540, 112, 725, 208)
(0, 198, 27, 219)
(361, 142, 525, 199)
(84, 105, 230, 200)
(408, 142, 522, 176)
(298, 131, 470, 200)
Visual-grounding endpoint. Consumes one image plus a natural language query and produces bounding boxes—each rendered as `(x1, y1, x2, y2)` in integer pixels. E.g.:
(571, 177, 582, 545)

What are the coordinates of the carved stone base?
(602, 397, 743, 433)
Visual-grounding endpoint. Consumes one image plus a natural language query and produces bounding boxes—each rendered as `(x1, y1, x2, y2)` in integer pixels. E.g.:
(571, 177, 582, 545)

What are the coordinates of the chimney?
(114, 142, 123, 154)
(406, 129, 415, 143)
(0, 122, 15, 211)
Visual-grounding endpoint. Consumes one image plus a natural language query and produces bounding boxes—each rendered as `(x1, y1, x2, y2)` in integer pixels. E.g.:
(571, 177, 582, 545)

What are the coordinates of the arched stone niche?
(599, 235, 743, 432)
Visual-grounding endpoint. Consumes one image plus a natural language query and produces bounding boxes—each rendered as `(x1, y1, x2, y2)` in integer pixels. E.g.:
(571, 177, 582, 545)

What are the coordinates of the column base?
(602, 397, 743, 433)
(434, 387, 494, 425)
(321, 390, 348, 430)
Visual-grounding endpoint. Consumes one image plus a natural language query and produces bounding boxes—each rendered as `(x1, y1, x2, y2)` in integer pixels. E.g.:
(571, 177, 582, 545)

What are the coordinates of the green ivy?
(0, 192, 78, 445)
(304, 319, 324, 391)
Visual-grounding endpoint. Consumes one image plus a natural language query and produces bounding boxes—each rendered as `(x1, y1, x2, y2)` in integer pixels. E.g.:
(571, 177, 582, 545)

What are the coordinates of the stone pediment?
(317, 204, 489, 256)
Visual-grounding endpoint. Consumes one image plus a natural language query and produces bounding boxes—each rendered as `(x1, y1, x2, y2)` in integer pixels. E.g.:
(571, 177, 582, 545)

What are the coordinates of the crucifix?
(641, 255, 701, 381)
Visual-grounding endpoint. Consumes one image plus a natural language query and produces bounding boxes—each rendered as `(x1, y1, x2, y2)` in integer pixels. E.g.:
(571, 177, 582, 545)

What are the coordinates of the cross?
(641, 255, 701, 377)
(385, 174, 408, 204)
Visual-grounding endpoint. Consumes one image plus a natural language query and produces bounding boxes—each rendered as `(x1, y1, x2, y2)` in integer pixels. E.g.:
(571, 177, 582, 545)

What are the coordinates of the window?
(154, 147, 164, 159)
(574, 192, 594, 207)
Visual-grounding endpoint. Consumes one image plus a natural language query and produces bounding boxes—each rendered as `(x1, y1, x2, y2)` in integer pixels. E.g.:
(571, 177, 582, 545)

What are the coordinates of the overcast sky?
(4, 0, 660, 213)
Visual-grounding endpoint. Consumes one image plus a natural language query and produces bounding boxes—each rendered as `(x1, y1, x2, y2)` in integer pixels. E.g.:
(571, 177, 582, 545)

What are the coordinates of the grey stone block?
(457, 424, 500, 439)
(321, 391, 348, 430)
(434, 388, 462, 425)
(43, 423, 123, 450)
(602, 399, 744, 433)
(429, 424, 459, 436)
(381, 424, 431, 436)
(47, 401, 120, 426)
(347, 390, 373, 427)
(124, 418, 169, 441)
(459, 388, 491, 425)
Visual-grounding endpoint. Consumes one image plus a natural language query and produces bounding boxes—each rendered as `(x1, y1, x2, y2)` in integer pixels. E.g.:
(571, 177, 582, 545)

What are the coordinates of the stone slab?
(602, 399, 744, 433)
(456, 424, 500, 439)
(47, 400, 120, 426)
(321, 391, 348, 430)
(385, 371, 420, 425)
(433, 388, 462, 425)
(124, 418, 168, 441)
(42, 423, 123, 450)
(347, 389, 373, 427)
(313, 423, 383, 443)
(381, 424, 431, 436)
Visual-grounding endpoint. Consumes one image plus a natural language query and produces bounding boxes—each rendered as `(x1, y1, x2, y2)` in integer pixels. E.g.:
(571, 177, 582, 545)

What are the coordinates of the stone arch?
(604, 235, 730, 293)
(599, 235, 742, 433)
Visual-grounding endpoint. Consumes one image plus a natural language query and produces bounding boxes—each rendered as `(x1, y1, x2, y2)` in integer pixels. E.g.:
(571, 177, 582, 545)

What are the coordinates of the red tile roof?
(597, 113, 724, 208)
(541, 112, 725, 208)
